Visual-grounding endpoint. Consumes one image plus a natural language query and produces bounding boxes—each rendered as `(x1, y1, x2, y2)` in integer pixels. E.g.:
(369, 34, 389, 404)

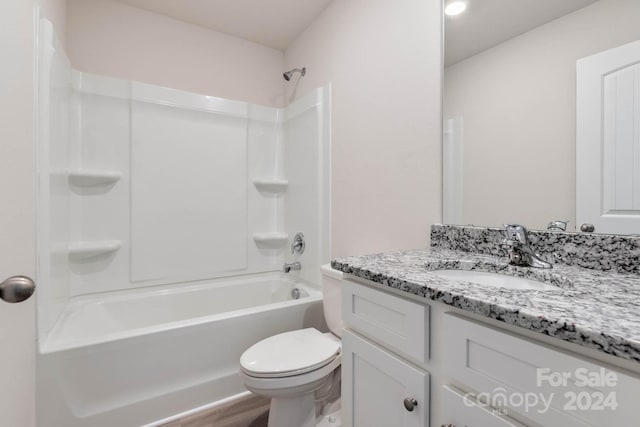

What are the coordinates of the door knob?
(580, 223, 595, 232)
(403, 397, 418, 412)
(0, 276, 35, 303)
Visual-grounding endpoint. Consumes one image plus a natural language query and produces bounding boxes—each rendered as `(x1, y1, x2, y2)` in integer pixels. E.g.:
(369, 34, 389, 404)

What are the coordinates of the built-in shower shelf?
(252, 232, 289, 246)
(252, 178, 288, 194)
(68, 240, 122, 260)
(68, 170, 122, 187)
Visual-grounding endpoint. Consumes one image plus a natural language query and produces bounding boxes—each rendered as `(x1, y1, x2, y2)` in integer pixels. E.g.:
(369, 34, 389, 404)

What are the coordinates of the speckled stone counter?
(331, 247, 640, 363)
(431, 224, 640, 274)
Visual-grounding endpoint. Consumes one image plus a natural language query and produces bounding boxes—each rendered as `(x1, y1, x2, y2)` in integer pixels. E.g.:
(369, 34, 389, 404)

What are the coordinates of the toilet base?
(317, 408, 342, 427)
(268, 396, 341, 427)
(268, 393, 316, 427)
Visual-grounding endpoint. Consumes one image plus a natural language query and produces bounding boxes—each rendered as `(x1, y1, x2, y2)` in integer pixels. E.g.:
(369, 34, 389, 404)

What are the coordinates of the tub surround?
(331, 225, 640, 363)
(36, 20, 333, 427)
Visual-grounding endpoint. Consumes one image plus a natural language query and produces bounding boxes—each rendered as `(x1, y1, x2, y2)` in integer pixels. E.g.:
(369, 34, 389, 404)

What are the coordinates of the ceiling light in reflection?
(445, 1, 468, 16)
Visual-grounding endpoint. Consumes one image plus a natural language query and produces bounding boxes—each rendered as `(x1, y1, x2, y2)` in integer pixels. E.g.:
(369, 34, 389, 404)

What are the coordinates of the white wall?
(444, 0, 640, 230)
(284, 0, 443, 257)
(66, 0, 285, 107)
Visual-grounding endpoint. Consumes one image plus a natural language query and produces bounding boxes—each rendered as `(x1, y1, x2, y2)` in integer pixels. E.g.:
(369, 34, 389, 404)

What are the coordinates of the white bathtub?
(36, 272, 324, 427)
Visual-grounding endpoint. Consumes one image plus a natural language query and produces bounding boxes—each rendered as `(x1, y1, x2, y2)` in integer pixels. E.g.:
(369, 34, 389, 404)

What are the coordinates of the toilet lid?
(240, 328, 341, 378)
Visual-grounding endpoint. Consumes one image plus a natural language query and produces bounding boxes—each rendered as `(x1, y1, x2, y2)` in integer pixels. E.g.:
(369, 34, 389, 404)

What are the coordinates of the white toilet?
(239, 264, 343, 427)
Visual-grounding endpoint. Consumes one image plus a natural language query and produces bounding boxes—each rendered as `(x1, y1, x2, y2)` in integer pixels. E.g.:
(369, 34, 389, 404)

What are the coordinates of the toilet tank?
(320, 264, 343, 338)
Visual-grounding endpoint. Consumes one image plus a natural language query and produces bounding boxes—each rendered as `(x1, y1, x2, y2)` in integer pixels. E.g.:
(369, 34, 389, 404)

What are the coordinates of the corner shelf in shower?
(68, 170, 122, 187)
(252, 232, 289, 246)
(68, 240, 122, 261)
(252, 178, 288, 194)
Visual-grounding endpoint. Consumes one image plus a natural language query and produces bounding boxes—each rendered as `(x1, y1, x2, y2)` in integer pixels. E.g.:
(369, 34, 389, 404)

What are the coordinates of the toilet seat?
(240, 328, 340, 378)
(240, 352, 341, 397)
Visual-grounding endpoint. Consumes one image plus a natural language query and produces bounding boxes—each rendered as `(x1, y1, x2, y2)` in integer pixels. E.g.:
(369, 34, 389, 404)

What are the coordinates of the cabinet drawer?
(441, 385, 526, 427)
(443, 313, 640, 427)
(342, 279, 429, 363)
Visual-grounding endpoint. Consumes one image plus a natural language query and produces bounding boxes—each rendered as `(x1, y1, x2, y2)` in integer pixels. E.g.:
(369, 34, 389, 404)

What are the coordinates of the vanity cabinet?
(341, 277, 640, 427)
(341, 280, 430, 427)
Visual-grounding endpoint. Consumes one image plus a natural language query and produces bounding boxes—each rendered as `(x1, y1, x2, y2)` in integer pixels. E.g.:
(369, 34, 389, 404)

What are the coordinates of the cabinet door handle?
(403, 397, 418, 412)
(441, 425, 456, 427)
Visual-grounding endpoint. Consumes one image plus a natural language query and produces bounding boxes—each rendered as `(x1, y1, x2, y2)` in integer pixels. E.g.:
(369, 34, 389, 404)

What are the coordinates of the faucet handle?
(547, 220, 569, 231)
(291, 232, 305, 255)
(503, 224, 528, 244)
(500, 237, 515, 247)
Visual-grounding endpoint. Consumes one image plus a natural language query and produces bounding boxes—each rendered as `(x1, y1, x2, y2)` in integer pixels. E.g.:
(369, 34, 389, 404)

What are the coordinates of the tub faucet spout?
(283, 262, 301, 273)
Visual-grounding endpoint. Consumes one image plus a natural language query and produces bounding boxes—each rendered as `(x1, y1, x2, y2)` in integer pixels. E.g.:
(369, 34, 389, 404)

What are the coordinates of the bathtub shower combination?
(35, 20, 331, 427)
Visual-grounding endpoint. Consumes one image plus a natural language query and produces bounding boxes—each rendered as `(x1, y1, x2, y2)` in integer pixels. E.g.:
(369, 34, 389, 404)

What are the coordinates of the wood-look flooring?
(160, 394, 269, 427)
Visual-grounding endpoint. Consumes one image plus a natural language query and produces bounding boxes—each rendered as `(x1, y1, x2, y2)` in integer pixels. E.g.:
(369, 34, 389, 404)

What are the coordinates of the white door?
(342, 330, 429, 427)
(0, 1, 37, 427)
(577, 39, 640, 234)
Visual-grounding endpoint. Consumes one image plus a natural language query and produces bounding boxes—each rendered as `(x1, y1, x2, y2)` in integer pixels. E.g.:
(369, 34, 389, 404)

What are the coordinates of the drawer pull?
(441, 425, 456, 427)
(403, 397, 418, 412)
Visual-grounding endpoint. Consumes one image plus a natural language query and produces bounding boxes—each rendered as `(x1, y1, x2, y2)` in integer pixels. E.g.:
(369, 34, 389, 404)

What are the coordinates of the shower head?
(283, 67, 306, 81)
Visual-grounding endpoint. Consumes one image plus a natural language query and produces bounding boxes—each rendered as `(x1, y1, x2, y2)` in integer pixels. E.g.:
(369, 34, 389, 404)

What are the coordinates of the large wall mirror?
(442, 0, 640, 234)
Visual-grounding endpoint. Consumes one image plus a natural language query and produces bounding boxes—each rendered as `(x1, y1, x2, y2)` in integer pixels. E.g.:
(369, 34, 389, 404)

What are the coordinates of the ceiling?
(115, 0, 333, 50)
(445, 0, 599, 67)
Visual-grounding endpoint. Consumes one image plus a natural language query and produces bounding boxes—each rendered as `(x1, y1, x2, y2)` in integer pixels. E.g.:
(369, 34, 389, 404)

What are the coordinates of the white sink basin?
(430, 270, 558, 291)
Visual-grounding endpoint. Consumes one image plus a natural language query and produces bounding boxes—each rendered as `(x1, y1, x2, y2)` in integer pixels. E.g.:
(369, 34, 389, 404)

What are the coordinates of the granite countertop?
(331, 248, 640, 363)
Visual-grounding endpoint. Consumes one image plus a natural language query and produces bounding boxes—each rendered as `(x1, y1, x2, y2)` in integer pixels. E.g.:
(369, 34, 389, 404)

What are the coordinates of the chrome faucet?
(283, 261, 301, 273)
(502, 224, 552, 269)
(291, 232, 305, 254)
(547, 220, 569, 231)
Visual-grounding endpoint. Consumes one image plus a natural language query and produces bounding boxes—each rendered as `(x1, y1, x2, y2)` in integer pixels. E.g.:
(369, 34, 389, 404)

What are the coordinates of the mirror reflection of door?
(577, 40, 640, 234)
(443, 0, 640, 234)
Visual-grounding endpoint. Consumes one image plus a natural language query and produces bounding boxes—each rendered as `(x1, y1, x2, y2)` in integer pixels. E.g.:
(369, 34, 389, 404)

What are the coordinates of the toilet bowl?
(239, 264, 343, 427)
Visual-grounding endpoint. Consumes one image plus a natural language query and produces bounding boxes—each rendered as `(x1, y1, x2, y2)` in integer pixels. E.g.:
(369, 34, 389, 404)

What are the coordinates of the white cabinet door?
(342, 329, 429, 427)
(577, 39, 640, 234)
(0, 1, 37, 427)
(440, 385, 527, 427)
